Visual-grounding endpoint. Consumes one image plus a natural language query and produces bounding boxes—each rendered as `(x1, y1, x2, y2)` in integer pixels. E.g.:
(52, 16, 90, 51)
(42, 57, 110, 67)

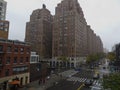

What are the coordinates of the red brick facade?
(0, 39, 30, 78)
(25, 4, 53, 59)
(52, 0, 103, 59)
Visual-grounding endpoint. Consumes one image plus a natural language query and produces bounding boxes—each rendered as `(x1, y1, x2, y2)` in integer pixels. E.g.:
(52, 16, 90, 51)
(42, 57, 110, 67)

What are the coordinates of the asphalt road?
(47, 69, 95, 90)
(73, 69, 94, 79)
(46, 79, 92, 90)
(46, 80, 83, 90)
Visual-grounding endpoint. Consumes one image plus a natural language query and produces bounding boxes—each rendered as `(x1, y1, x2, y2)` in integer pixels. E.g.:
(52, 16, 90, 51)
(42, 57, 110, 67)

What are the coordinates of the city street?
(47, 68, 99, 90)
(46, 80, 82, 90)
(18, 74, 63, 90)
(47, 60, 109, 90)
(18, 59, 110, 90)
(1, 0, 120, 90)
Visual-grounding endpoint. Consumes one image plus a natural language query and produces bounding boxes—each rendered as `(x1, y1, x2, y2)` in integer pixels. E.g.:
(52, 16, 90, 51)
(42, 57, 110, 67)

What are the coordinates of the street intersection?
(19, 59, 109, 90)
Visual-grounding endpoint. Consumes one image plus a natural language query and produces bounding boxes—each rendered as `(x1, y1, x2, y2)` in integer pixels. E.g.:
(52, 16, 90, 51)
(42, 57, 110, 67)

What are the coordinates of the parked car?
(74, 68, 81, 71)
(103, 67, 106, 69)
(98, 62, 101, 65)
(93, 73, 99, 79)
(90, 66, 94, 69)
(84, 79, 93, 87)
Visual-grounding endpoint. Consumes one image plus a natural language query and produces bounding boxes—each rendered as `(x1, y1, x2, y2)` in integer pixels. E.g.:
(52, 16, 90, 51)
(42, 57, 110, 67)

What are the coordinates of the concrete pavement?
(18, 69, 77, 90)
(18, 74, 63, 90)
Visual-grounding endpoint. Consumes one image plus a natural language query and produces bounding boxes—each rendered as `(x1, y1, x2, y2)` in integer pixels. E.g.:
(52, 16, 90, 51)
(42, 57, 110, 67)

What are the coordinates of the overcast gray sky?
(5, 0, 120, 51)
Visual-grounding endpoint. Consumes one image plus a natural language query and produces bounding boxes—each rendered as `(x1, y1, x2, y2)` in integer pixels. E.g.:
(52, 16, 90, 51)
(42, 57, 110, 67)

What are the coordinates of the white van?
(91, 86, 102, 90)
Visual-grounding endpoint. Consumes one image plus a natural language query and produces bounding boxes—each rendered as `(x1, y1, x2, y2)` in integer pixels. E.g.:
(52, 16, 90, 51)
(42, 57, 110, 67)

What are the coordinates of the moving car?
(84, 79, 93, 87)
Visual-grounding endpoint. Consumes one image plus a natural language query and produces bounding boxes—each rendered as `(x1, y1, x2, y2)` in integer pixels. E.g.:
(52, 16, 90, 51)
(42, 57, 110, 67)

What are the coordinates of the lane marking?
(77, 83, 85, 90)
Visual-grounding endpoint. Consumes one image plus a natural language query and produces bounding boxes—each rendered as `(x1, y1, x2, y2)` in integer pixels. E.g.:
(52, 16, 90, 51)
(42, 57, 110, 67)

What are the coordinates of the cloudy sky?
(5, 0, 120, 51)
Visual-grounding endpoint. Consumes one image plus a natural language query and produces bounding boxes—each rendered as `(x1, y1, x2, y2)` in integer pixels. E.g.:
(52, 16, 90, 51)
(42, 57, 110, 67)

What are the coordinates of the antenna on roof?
(43, 4, 46, 9)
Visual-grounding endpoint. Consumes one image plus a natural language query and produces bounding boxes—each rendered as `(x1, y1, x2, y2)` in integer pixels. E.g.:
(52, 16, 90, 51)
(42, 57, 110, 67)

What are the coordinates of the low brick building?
(30, 52, 50, 83)
(0, 39, 30, 90)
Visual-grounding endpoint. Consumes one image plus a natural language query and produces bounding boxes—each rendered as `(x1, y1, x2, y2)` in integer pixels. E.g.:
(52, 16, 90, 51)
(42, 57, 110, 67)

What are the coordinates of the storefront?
(9, 80, 20, 90)
(0, 81, 7, 90)
(0, 73, 29, 90)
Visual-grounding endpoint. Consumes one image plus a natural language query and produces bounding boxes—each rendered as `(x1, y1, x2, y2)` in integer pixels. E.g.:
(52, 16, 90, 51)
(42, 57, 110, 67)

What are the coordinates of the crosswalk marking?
(83, 78, 86, 82)
(59, 70, 79, 77)
(67, 77, 101, 86)
(93, 80, 96, 85)
(81, 78, 84, 82)
(79, 78, 82, 82)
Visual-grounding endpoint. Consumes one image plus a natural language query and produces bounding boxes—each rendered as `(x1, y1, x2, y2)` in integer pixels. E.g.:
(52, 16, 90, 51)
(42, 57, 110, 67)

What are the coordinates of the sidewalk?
(18, 74, 63, 90)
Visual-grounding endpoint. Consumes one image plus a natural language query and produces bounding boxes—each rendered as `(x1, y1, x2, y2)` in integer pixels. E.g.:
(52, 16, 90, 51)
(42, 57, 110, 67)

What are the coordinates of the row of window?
(4, 66, 29, 76)
(30, 56, 39, 63)
(0, 11, 5, 16)
(0, 27, 8, 31)
(0, 45, 30, 53)
(0, 22, 9, 27)
(13, 66, 29, 74)
(0, 57, 29, 64)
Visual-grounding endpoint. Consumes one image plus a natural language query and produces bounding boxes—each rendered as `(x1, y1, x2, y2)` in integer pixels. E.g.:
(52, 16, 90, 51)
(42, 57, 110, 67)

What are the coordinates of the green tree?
(57, 56, 68, 62)
(86, 53, 104, 64)
(103, 73, 120, 90)
(86, 55, 95, 64)
(107, 52, 116, 61)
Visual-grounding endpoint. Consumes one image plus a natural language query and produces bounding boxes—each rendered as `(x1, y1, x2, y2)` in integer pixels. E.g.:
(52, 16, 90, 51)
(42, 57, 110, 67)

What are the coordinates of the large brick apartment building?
(25, 0, 103, 68)
(25, 4, 53, 59)
(0, 39, 30, 90)
(51, 0, 103, 68)
(52, 0, 103, 60)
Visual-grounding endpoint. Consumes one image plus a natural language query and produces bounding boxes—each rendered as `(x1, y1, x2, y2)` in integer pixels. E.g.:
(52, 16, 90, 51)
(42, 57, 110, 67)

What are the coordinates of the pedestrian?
(53, 82, 56, 86)
(38, 79, 41, 85)
(60, 74, 62, 78)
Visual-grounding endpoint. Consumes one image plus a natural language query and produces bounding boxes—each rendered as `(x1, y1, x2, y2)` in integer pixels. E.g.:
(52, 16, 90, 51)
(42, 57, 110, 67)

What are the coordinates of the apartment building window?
(14, 47, 18, 53)
(4, 28, 8, 31)
(0, 57, 2, 64)
(13, 68, 17, 74)
(20, 47, 24, 53)
(64, 27, 68, 30)
(0, 27, 3, 30)
(13, 57, 17, 64)
(31, 56, 35, 62)
(26, 48, 30, 54)
(7, 46, 12, 52)
(0, 22, 3, 26)
(60, 18, 63, 21)
(5, 23, 9, 27)
(13, 66, 28, 74)
(5, 69, 9, 76)
(20, 57, 23, 64)
(0, 45, 3, 52)
(26, 57, 29, 62)
(6, 57, 10, 64)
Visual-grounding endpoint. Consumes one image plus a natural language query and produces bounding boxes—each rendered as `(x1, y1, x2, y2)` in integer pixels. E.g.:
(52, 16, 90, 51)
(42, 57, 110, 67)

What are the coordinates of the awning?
(9, 80, 20, 85)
